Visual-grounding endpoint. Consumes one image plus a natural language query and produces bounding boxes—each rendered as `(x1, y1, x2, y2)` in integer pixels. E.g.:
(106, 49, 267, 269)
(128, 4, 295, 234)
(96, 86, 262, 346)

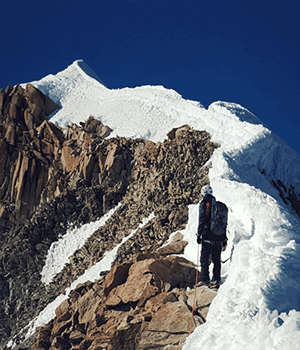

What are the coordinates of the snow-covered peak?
(24, 59, 107, 108)
(27, 60, 262, 139)
(75, 59, 107, 86)
(52, 59, 107, 87)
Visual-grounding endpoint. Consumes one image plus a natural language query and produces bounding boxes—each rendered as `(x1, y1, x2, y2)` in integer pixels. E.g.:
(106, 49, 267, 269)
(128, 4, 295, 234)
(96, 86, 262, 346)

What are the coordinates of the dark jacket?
(197, 194, 226, 242)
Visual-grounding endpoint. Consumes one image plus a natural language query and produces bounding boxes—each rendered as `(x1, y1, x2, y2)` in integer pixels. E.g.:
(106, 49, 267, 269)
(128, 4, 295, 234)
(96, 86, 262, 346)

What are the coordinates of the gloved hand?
(197, 235, 202, 244)
(222, 238, 228, 251)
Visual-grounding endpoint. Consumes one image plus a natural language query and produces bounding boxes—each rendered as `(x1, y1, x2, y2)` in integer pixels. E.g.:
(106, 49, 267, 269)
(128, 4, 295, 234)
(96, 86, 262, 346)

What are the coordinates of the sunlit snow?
(14, 60, 300, 349)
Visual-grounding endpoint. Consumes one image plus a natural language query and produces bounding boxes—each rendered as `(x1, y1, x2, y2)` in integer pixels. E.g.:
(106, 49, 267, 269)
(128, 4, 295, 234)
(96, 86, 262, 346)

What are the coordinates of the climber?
(196, 185, 228, 287)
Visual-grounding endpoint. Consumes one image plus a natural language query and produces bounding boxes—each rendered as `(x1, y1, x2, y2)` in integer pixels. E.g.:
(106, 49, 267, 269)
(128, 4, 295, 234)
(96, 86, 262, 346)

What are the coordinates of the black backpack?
(210, 201, 228, 236)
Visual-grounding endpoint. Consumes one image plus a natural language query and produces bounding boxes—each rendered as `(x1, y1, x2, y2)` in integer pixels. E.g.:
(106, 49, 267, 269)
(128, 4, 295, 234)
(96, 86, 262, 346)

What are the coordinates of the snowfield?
(15, 60, 300, 349)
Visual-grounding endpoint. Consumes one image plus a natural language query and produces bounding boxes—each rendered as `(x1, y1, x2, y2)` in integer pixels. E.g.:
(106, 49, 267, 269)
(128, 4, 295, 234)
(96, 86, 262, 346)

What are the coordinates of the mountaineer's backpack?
(198, 196, 228, 239)
(210, 201, 228, 236)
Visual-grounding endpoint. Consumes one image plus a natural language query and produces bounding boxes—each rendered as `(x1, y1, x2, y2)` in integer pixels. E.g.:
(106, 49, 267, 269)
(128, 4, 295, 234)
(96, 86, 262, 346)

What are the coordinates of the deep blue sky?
(1, 1, 300, 156)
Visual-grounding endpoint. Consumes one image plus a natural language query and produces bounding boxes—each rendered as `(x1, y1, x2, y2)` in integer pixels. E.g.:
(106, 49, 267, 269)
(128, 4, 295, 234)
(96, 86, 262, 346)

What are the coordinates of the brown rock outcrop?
(157, 232, 188, 256)
(138, 301, 192, 350)
(31, 253, 217, 350)
(0, 83, 61, 225)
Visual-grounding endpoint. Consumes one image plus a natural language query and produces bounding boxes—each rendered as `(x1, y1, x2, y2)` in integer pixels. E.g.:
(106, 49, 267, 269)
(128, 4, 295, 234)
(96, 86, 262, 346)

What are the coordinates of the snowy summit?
(17, 60, 300, 349)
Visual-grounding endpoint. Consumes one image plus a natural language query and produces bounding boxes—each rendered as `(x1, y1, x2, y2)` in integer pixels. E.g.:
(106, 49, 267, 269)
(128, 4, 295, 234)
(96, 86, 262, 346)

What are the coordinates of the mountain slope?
(4, 60, 300, 349)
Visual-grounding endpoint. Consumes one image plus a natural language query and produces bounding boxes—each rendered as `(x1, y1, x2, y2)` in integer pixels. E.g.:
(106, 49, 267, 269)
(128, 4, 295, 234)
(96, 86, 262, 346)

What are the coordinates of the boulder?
(103, 261, 132, 297)
(149, 256, 196, 289)
(156, 240, 188, 256)
(138, 301, 192, 350)
(83, 115, 112, 138)
(55, 299, 71, 319)
(186, 285, 217, 320)
(106, 259, 160, 305)
(144, 292, 178, 315)
(76, 288, 101, 325)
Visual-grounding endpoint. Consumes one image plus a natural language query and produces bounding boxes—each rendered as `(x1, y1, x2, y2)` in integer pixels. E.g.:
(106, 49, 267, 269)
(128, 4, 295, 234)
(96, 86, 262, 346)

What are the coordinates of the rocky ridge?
(0, 84, 218, 348)
(31, 251, 218, 350)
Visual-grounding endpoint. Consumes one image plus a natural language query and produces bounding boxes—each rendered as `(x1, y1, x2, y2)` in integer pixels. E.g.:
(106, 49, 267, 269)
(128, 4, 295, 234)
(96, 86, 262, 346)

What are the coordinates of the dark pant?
(200, 241, 222, 282)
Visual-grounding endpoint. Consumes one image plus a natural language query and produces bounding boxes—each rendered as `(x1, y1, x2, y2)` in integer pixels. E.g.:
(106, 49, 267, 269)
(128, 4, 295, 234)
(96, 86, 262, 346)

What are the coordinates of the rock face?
(0, 84, 219, 349)
(0, 84, 117, 229)
(0, 83, 60, 227)
(31, 253, 217, 350)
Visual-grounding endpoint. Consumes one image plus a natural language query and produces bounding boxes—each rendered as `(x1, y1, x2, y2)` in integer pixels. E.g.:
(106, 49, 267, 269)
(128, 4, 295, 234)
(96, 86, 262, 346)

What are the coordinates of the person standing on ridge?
(196, 185, 228, 287)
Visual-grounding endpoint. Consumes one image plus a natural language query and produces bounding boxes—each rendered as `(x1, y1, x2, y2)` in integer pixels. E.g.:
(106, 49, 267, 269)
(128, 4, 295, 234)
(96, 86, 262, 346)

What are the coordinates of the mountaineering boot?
(209, 279, 221, 289)
(199, 268, 210, 285)
(197, 278, 210, 287)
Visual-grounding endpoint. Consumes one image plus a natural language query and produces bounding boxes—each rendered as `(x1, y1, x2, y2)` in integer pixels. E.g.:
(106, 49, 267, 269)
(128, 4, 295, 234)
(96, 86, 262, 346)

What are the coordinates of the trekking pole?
(189, 243, 200, 335)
